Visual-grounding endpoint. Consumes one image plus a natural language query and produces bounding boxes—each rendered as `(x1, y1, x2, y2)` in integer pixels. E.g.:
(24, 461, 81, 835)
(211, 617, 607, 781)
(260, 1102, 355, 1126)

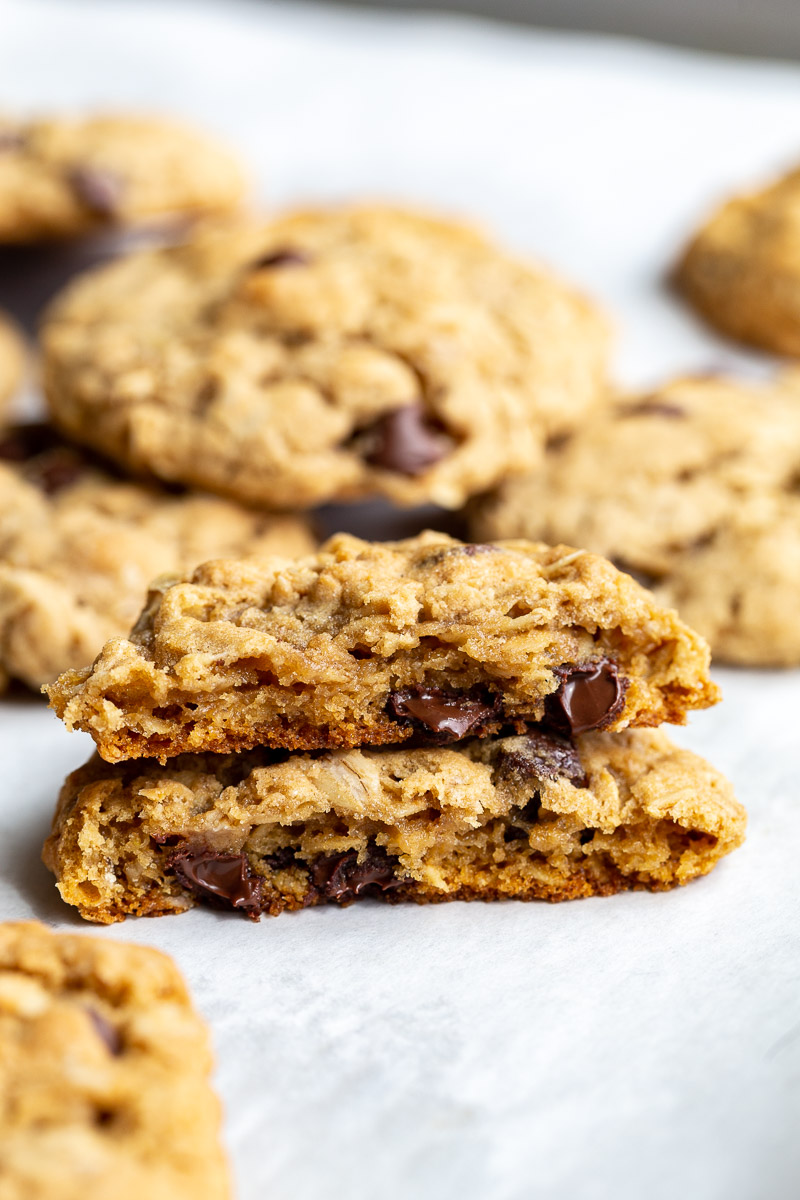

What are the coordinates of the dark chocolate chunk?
(85, 1008, 122, 1056)
(547, 661, 626, 736)
(264, 846, 297, 871)
(310, 844, 403, 903)
(495, 730, 586, 786)
(68, 165, 124, 218)
(388, 686, 499, 741)
(252, 248, 310, 269)
(169, 849, 264, 917)
(361, 404, 450, 476)
(85, 1008, 123, 1056)
(618, 398, 686, 420)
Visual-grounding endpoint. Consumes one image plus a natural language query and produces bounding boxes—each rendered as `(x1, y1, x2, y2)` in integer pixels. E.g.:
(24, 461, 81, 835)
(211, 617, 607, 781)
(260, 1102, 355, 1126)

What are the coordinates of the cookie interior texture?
(41, 204, 611, 509)
(0, 921, 229, 1200)
(0, 424, 317, 691)
(0, 113, 246, 242)
(473, 375, 800, 666)
(675, 163, 800, 355)
(45, 532, 719, 763)
(43, 728, 745, 924)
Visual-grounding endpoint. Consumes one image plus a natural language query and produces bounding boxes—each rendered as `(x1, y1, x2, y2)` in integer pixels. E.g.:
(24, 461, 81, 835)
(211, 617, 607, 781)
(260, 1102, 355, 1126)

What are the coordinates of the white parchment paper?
(0, 3, 798, 1197)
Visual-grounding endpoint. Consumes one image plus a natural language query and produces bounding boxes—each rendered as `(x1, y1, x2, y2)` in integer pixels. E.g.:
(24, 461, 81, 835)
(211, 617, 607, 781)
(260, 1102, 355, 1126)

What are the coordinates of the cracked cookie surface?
(0, 113, 245, 243)
(473, 374, 800, 666)
(0, 921, 229, 1200)
(43, 729, 745, 924)
(42, 204, 611, 509)
(0, 424, 316, 691)
(676, 162, 800, 354)
(46, 532, 719, 763)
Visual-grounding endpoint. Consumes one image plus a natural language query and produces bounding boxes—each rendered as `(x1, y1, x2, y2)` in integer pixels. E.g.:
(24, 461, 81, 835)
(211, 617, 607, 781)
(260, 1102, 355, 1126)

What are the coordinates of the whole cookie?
(0, 310, 24, 417)
(42, 205, 612, 509)
(473, 374, 800, 666)
(676, 163, 800, 354)
(0, 424, 316, 690)
(0, 922, 230, 1200)
(0, 113, 246, 243)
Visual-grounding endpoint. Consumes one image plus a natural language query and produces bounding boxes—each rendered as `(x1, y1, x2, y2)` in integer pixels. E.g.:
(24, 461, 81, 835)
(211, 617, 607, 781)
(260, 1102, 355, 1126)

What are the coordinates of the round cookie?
(41, 205, 612, 510)
(0, 113, 246, 243)
(0, 311, 24, 418)
(676, 163, 800, 354)
(473, 374, 800, 667)
(0, 424, 316, 691)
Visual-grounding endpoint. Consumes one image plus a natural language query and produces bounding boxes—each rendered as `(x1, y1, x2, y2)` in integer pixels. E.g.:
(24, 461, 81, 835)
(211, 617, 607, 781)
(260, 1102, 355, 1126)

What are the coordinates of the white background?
(1, 3, 799, 1197)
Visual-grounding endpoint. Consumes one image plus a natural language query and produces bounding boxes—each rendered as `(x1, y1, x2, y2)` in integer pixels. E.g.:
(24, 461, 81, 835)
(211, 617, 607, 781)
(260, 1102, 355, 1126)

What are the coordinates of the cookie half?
(43, 728, 745, 924)
(0, 113, 245, 243)
(0, 310, 24, 417)
(473, 374, 800, 666)
(42, 205, 611, 509)
(0, 921, 229, 1199)
(46, 532, 719, 762)
(0, 424, 316, 690)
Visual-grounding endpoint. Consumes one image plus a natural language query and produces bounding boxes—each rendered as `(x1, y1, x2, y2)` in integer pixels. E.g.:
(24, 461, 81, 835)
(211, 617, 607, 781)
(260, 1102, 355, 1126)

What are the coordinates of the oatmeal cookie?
(473, 374, 800, 666)
(0, 113, 245, 243)
(0, 921, 229, 1200)
(0, 424, 315, 691)
(43, 729, 745, 923)
(46, 532, 719, 763)
(42, 205, 611, 509)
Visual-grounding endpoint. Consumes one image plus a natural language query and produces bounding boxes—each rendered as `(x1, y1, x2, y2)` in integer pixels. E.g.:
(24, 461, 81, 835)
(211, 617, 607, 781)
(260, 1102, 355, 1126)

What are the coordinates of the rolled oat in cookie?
(41, 204, 611, 509)
(0, 921, 230, 1199)
(46, 532, 719, 763)
(43, 729, 745, 923)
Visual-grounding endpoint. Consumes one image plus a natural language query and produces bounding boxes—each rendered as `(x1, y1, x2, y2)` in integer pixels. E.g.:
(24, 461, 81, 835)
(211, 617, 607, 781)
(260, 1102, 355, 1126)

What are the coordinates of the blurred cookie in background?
(0, 310, 25, 420)
(473, 373, 800, 666)
(41, 203, 612, 511)
(0, 112, 246, 244)
(0, 424, 316, 692)
(676, 161, 800, 355)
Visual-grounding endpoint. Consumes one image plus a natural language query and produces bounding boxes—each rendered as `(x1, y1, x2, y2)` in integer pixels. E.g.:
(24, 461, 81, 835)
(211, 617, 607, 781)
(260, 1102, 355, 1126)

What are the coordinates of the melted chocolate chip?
(388, 686, 499, 742)
(264, 846, 297, 871)
(361, 404, 450, 476)
(618, 399, 686, 420)
(252, 248, 310, 269)
(68, 166, 124, 218)
(85, 1008, 123, 1056)
(496, 730, 586, 786)
(169, 849, 264, 917)
(310, 845, 403, 903)
(547, 661, 626, 736)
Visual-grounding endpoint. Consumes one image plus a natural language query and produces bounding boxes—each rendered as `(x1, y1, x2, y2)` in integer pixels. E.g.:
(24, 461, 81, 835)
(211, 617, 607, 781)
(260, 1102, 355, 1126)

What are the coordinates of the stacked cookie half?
(44, 532, 745, 922)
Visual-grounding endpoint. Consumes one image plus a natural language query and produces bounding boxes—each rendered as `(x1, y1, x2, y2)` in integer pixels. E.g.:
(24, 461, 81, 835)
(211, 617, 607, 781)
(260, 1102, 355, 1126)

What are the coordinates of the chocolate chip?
(310, 844, 403, 903)
(495, 730, 587, 786)
(85, 1008, 123, 1056)
(361, 404, 451, 476)
(618, 399, 686, 419)
(547, 661, 626, 736)
(252, 248, 310, 269)
(388, 686, 499, 741)
(169, 849, 264, 917)
(264, 846, 297, 871)
(68, 166, 124, 218)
